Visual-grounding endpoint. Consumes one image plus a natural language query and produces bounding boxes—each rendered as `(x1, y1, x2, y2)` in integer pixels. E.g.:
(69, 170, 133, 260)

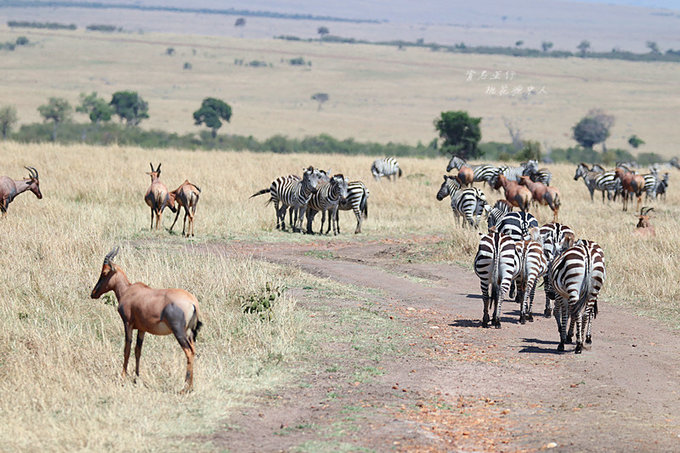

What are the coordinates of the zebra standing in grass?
(474, 232, 518, 328)
(275, 167, 325, 232)
(574, 163, 618, 202)
(446, 156, 499, 186)
(512, 228, 548, 324)
(336, 180, 369, 234)
(371, 157, 402, 181)
(486, 200, 513, 232)
(251, 174, 300, 230)
(643, 171, 662, 200)
(497, 161, 536, 183)
(539, 222, 576, 317)
(436, 175, 489, 228)
(654, 173, 669, 200)
(305, 174, 349, 235)
(550, 236, 606, 353)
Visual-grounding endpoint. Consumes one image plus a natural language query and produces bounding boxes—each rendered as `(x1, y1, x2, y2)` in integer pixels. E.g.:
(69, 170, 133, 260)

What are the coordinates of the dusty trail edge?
(191, 236, 680, 452)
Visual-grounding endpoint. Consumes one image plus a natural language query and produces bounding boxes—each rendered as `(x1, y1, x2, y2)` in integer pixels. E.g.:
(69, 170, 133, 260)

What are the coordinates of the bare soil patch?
(196, 236, 680, 451)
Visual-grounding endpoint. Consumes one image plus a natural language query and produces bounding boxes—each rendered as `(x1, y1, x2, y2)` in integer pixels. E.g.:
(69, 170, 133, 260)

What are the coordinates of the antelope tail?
(188, 305, 203, 341)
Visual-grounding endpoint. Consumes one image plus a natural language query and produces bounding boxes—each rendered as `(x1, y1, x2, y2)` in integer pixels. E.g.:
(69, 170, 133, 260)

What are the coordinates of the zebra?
(654, 173, 669, 200)
(539, 222, 576, 317)
(529, 167, 553, 186)
(486, 199, 513, 232)
(371, 157, 402, 181)
(251, 174, 300, 229)
(436, 175, 488, 228)
(642, 171, 662, 200)
(496, 211, 539, 241)
(305, 174, 349, 235)
(496, 161, 536, 183)
(336, 180, 369, 234)
(274, 167, 325, 232)
(512, 228, 548, 324)
(550, 236, 606, 353)
(446, 156, 499, 186)
(474, 232, 518, 328)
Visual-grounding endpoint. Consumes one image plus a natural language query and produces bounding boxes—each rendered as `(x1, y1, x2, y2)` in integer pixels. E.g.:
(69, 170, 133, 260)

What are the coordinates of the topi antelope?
(0, 166, 42, 215)
(633, 207, 655, 237)
(90, 247, 203, 393)
(168, 180, 201, 237)
(144, 163, 175, 230)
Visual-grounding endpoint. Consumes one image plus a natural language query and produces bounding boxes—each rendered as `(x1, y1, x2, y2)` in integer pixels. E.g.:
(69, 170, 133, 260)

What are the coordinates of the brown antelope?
(0, 166, 42, 215)
(168, 180, 201, 237)
(493, 174, 531, 211)
(144, 163, 175, 230)
(614, 167, 645, 212)
(90, 247, 203, 393)
(633, 207, 655, 237)
(456, 165, 474, 186)
(519, 176, 561, 222)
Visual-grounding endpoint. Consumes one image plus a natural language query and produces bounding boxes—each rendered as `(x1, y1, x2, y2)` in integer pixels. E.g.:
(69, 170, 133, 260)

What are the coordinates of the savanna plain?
(2, 25, 680, 452)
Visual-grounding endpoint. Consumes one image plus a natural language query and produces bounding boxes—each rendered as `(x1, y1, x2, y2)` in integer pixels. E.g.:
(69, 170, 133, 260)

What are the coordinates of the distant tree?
(311, 92, 329, 111)
(516, 140, 542, 162)
(38, 97, 72, 141)
(15, 36, 29, 46)
(76, 92, 113, 124)
(110, 91, 149, 126)
(166, 47, 175, 56)
(577, 40, 591, 56)
(317, 26, 330, 38)
(234, 17, 246, 27)
(628, 134, 645, 148)
(433, 110, 482, 159)
(0, 105, 18, 140)
(184, 62, 192, 70)
(515, 40, 524, 47)
(541, 41, 553, 52)
(646, 41, 660, 54)
(572, 109, 615, 150)
(193, 97, 232, 138)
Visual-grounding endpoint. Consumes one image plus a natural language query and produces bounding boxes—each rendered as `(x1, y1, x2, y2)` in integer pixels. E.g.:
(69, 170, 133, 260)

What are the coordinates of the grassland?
(1, 29, 679, 156)
(0, 141, 679, 448)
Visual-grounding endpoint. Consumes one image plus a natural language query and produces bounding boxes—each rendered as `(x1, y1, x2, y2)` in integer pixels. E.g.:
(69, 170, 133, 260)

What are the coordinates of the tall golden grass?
(0, 141, 678, 448)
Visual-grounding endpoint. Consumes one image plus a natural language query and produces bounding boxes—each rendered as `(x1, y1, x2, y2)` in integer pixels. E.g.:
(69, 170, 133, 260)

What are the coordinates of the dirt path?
(201, 237, 680, 452)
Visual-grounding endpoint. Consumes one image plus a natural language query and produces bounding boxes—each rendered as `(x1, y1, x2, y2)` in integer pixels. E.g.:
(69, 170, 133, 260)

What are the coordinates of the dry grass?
(1, 141, 679, 449)
(1, 29, 680, 155)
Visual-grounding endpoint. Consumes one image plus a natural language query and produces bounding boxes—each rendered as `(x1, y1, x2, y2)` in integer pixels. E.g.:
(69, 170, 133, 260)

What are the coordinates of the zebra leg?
(554, 296, 568, 351)
(353, 207, 361, 234)
(573, 306, 586, 354)
(274, 201, 281, 229)
(516, 282, 526, 325)
(306, 208, 317, 235)
(481, 282, 490, 328)
(526, 282, 536, 322)
(585, 305, 594, 344)
(277, 205, 287, 231)
(543, 275, 553, 317)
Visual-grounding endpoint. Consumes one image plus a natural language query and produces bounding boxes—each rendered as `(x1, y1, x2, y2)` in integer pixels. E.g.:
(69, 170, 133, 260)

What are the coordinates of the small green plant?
(240, 281, 282, 320)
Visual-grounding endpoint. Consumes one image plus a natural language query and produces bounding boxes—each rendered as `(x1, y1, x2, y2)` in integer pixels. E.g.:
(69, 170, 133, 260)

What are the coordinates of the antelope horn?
(103, 246, 120, 265)
(24, 166, 38, 179)
(641, 207, 654, 216)
(149, 162, 154, 172)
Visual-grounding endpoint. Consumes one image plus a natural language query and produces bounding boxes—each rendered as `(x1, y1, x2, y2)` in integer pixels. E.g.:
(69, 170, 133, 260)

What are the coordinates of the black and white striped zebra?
(642, 171, 662, 200)
(436, 175, 488, 228)
(446, 157, 498, 186)
(337, 180, 369, 234)
(305, 174, 349, 235)
(486, 200, 513, 232)
(274, 167, 325, 232)
(550, 237, 606, 353)
(573, 163, 618, 202)
(496, 211, 539, 241)
(654, 173, 669, 200)
(529, 167, 553, 186)
(371, 157, 402, 181)
(513, 228, 548, 324)
(539, 222, 576, 317)
(497, 160, 536, 183)
(474, 232, 518, 328)
(250, 174, 301, 230)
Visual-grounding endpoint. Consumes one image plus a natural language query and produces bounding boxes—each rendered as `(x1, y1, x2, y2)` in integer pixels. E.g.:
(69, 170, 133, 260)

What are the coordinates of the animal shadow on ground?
(518, 338, 564, 355)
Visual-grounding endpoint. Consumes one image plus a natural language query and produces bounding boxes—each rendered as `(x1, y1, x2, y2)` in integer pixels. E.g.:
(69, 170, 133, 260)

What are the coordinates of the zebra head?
(436, 175, 459, 200)
(446, 156, 466, 172)
(302, 166, 324, 193)
(330, 174, 349, 201)
(523, 160, 539, 176)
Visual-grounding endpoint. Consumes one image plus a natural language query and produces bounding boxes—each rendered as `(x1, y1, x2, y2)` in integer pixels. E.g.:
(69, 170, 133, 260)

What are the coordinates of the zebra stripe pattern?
(538, 222, 576, 317)
(550, 238, 606, 353)
(276, 167, 324, 232)
(250, 174, 300, 230)
(496, 211, 539, 241)
(513, 233, 548, 324)
(486, 200, 513, 232)
(530, 167, 553, 186)
(436, 176, 488, 228)
(371, 157, 402, 181)
(306, 174, 349, 235)
(337, 180, 369, 234)
(643, 172, 660, 200)
(474, 232, 518, 328)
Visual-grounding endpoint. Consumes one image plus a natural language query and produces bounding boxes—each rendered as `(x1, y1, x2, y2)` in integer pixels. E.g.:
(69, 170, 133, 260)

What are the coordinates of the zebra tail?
(250, 188, 270, 198)
(361, 194, 368, 218)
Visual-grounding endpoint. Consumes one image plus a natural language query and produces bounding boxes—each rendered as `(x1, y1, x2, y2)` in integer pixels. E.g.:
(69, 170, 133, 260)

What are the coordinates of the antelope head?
(24, 166, 42, 199)
(91, 246, 120, 299)
(146, 162, 161, 182)
(636, 207, 654, 229)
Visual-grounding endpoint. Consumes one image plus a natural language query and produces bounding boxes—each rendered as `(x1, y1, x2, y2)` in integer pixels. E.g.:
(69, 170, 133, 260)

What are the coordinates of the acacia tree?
(577, 40, 591, 56)
(572, 109, 615, 150)
(193, 97, 232, 138)
(433, 110, 482, 159)
(110, 91, 148, 126)
(311, 92, 329, 111)
(0, 105, 18, 140)
(628, 134, 645, 148)
(76, 92, 113, 124)
(317, 26, 329, 38)
(38, 97, 72, 141)
(541, 41, 553, 52)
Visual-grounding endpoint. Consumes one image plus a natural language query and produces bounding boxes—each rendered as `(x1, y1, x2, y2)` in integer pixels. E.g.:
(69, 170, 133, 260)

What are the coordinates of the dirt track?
(202, 237, 680, 452)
